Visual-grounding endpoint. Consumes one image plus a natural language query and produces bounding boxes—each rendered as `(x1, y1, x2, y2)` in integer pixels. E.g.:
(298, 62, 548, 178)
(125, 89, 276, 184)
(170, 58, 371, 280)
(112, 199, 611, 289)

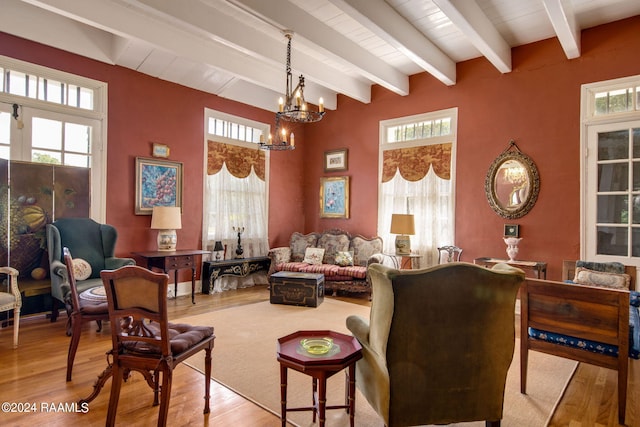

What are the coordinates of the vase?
(503, 237, 522, 262)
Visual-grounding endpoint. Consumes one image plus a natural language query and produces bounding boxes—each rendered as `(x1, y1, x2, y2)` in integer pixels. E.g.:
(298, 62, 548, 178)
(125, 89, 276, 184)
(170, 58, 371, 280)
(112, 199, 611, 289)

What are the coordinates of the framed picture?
(152, 143, 170, 158)
(324, 149, 348, 172)
(320, 176, 350, 219)
(504, 224, 519, 237)
(135, 157, 183, 215)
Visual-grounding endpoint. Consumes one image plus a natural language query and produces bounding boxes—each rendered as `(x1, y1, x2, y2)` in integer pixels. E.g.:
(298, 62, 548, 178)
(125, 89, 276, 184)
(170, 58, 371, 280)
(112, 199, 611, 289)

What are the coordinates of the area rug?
(178, 299, 578, 427)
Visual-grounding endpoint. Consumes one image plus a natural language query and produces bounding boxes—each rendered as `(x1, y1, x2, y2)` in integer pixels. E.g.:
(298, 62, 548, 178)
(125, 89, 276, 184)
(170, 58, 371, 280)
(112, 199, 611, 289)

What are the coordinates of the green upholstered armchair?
(47, 218, 135, 322)
(347, 262, 525, 427)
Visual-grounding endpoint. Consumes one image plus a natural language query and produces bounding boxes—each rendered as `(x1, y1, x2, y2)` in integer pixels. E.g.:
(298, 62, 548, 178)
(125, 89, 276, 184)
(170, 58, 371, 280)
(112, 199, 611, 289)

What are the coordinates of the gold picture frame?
(319, 176, 350, 219)
(152, 142, 170, 158)
(135, 157, 183, 215)
(324, 148, 348, 172)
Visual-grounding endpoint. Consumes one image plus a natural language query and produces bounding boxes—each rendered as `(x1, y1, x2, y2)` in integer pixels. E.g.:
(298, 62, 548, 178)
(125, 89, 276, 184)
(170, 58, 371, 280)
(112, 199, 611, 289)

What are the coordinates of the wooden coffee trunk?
(270, 272, 325, 307)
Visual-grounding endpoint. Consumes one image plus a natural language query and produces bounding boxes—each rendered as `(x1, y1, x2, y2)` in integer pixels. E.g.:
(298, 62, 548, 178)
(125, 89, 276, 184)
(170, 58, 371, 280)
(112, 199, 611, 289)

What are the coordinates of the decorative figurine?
(233, 226, 245, 258)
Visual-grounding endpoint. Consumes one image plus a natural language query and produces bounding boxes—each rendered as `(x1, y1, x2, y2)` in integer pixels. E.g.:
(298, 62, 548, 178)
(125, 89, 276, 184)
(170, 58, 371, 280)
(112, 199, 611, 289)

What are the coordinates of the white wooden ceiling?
(3, 0, 639, 113)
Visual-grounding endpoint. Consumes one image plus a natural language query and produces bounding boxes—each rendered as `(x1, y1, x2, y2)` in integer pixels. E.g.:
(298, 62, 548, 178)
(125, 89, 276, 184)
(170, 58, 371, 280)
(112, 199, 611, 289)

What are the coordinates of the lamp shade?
(390, 214, 415, 235)
(213, 241, 224, 252)
(151, 206, 182, 230)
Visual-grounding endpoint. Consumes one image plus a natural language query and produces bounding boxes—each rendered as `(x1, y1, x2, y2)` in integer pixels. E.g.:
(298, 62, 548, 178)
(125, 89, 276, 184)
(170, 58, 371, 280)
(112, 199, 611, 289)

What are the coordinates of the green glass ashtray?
(300, 337, 333, 355)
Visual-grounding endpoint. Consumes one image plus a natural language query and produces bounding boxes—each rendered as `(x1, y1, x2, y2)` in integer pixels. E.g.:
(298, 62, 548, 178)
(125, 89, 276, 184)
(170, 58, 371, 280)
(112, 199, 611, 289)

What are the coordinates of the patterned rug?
(179, 298, 578, 427)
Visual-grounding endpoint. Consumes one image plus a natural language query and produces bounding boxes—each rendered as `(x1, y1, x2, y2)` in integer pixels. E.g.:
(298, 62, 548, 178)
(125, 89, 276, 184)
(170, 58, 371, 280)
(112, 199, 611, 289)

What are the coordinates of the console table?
(202, 256, 271, 294)
(473, 257, 547, 279)
(132, 249, 210, 304)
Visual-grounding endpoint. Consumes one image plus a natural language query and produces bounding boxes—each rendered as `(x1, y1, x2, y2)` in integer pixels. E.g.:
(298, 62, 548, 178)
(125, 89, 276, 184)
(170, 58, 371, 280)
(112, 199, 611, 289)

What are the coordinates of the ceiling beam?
(433, 0, 512, 73)
(231, 0, 409, 96)
(131, 0, 370, 104)
(542, 0, 581, 59)
(328, 0, 456, 86)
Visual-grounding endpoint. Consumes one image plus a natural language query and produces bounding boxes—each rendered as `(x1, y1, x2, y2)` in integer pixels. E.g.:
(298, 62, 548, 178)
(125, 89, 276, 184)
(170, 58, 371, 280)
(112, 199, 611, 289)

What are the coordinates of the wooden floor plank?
(0, 285, 637, 426)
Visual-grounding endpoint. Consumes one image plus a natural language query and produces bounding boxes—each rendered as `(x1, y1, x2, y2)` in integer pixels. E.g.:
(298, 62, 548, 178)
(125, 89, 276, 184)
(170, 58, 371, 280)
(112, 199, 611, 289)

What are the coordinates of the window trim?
(581, 75, 640, 263)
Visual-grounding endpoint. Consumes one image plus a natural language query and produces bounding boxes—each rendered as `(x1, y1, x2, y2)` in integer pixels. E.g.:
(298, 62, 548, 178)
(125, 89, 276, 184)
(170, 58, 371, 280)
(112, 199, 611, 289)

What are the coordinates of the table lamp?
(390, 213, 415, 255)
(151, 206, 182, 251)
(213, 240, 224, 260)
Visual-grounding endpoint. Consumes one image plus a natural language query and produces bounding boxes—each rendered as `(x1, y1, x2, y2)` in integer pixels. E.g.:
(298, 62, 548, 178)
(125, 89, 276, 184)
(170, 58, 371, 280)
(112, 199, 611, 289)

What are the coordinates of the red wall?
(2, 15, 640, 281)
(302, 16, 640, 279)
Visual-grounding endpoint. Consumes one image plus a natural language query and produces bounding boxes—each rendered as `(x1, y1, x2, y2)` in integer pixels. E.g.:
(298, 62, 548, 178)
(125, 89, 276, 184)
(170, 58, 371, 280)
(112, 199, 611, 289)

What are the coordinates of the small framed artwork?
(324, 148, 348, 172)
(320, 176, 350, 219)
(152, 143, 170, 158)
(504, 224, 519, 237)
(135, 157, 183, 215)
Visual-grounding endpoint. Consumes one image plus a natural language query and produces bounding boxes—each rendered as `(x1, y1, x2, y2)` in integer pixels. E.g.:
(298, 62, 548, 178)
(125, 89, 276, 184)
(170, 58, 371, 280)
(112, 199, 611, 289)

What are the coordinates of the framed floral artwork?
(319, 176, 350, 219)
(135, 157, 183, 215)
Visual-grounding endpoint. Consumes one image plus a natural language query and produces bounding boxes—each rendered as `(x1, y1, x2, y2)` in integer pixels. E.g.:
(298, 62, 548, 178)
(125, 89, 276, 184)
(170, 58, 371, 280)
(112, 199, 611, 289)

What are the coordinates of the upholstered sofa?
(267, 229, 383, 296)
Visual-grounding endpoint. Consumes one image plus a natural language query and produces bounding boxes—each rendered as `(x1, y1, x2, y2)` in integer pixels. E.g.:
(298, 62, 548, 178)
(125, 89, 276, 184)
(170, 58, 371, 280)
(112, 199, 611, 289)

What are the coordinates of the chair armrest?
(0, 267, 21, 300)
(105, 257, 136, 270)
(346, 314, 370, 343)
(268, 247, 291, 263)
(367, 253, 384, 266)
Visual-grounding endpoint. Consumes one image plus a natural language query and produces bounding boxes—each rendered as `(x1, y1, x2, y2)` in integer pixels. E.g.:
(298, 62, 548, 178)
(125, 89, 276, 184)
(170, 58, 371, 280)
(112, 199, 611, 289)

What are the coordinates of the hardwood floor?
(0, 285, 637, 426)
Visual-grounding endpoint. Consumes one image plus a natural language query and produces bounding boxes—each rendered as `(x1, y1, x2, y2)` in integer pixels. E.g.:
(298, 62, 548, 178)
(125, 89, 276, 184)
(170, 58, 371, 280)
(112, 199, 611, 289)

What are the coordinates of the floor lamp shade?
(151, 206, 182, 251)
(390, 214, 415, 255)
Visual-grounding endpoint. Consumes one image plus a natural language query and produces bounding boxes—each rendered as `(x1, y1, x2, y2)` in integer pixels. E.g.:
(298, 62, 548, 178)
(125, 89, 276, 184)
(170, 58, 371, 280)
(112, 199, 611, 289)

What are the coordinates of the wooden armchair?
(520, 272, 633, 425)
(64, 247, 109, 382)
(101, 265, 215, 426)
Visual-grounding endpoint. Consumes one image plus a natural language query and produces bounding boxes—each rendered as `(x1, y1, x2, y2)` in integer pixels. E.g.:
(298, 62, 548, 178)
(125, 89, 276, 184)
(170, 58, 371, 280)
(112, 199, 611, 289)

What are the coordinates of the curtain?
(379, 143, 453, 268)
(203, 141, 269, 292)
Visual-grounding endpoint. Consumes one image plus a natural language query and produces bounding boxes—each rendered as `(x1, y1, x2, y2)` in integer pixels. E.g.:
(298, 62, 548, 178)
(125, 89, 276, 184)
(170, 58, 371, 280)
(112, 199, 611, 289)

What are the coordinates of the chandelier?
(260, 31, 324, 151)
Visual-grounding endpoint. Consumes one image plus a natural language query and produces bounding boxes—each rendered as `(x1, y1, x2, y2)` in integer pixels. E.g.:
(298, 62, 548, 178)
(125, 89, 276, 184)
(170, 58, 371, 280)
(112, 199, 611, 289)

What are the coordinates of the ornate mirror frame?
(484, 140, 540, 219)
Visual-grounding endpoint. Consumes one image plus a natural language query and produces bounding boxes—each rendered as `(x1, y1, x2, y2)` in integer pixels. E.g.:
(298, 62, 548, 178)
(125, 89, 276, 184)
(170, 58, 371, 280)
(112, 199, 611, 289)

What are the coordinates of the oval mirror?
(485, 141, 540, 219)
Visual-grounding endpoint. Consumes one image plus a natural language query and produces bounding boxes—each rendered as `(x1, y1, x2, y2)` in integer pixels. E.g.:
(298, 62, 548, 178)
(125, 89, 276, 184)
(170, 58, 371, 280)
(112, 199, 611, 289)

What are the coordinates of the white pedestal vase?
(503, 237, 522, 261)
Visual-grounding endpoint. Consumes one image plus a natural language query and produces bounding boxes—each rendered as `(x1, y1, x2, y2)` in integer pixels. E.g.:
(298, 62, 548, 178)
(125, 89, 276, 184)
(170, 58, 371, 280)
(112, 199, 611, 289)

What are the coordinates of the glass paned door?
(587, 121, 640, 260)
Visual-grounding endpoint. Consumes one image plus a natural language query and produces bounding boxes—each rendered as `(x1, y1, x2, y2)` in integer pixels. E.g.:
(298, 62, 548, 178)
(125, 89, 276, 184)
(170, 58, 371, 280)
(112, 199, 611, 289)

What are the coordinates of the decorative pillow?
(573, 267, 630, 290)
(576, 260, 625, 274)
(303, 248, 325, 265)
(72, 258, 92, 281)
(335, 251, 354, 267)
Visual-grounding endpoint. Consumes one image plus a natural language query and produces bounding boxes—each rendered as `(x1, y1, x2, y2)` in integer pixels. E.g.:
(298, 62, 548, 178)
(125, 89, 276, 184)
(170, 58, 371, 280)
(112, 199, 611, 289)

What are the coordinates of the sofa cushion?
(299, 264, 341, 277)
(303, 248, 325, 265)
(337, 265, 367, 279)
(573, 267, 630, 290)
(317, 233, 350, 264)
(290, 232, 319, 262)
(275, 262, 309, 273)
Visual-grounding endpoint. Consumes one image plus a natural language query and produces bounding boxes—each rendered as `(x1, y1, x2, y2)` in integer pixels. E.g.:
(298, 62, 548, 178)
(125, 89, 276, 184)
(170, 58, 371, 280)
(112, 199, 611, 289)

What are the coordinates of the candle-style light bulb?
(281, 128, 287, 143)
(278, 97, 284, 112)
(296, 90, 301, 107)
(290, 133, 295, 147)
(319, 97, 324, 113)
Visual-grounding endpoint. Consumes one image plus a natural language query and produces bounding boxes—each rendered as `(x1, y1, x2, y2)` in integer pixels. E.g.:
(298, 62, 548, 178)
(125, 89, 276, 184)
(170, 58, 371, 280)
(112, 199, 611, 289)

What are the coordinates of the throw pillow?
(335, 251, 354, 267)
(303, 248, 325, 265)
(573, 266, 630, 290)
(72, 258, 92, 281)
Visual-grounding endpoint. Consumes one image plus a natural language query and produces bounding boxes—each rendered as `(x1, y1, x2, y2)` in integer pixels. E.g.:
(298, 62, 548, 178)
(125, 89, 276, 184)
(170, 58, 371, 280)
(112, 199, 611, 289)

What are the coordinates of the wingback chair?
(47, 218, 135, 322)
(347, 262, 525, 427)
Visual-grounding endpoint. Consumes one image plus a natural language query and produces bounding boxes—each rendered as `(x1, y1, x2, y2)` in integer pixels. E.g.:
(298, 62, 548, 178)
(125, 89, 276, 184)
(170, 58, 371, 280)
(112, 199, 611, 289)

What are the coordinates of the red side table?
(276, 330, 362, 427)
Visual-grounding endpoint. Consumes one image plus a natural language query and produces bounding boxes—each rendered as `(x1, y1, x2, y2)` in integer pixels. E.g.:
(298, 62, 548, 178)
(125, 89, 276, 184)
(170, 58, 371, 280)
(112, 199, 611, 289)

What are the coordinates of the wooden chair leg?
(520, 341, 529, 394)
(618, 357, 628, 425)
(157, 369, 172, 427)
(66, 315, 82, 381)
(12, 307, 20, 348)
(204, 347, 212, 414)
(106, 364, 123, 427)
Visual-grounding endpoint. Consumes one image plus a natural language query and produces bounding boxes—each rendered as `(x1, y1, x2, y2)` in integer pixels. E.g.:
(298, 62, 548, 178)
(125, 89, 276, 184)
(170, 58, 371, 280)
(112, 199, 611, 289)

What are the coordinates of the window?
(582, 75, 640, 263)
(203, 109, 270, 290)
(0, 55, 107, 220)
(378, 108, 457, 266)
